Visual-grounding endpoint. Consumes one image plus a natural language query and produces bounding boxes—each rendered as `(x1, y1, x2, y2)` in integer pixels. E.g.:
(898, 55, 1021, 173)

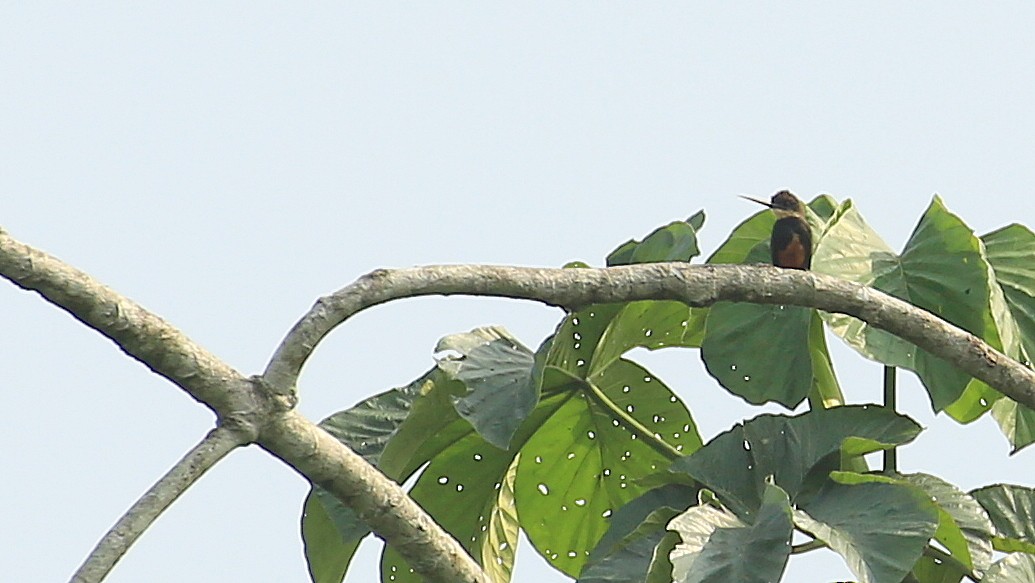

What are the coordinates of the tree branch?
(70, 426, 246, 583)
(0, 229, 492, 583)
(0, 228, 267, 428)
(264, 263, 1035, 410)
(4, 227, 1034, 583)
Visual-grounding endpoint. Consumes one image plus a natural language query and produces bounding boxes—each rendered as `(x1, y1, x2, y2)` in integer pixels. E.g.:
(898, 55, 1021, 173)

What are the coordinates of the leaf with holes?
(580, 484, 697, 583)
(380, 433, 521, 583)
(669, 406, 921, 520)
(816, 196, 1008, 416)
(301, 367, 471, 583)
(436, 326, 540, 450)
(701, 302, 813, 408)
(971, 484, 1035, 554)
(515, 358, 700, 577)
(668, 484, 793, 583)
(793, 476, 939, 583)
(578, 507, 683, 583)
(550, 215, 704, 379)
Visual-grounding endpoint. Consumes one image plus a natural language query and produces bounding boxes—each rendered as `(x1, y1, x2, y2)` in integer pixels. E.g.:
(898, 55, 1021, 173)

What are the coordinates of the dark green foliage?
(301, 197, 1035, 583)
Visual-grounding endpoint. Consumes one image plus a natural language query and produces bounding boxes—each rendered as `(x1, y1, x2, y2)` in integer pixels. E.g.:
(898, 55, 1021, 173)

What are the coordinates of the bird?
(739, 190, 812, 270)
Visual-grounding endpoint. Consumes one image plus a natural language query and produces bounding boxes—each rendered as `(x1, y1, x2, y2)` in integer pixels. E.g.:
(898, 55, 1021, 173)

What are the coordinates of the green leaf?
(381, 437, 521, 583)
(808, 311, 846, 408)
(983, 224, 1035, 361)
(301, 493, 355, 583)
(595, 301, 699, 366)
(301, 368, 471, 580)
(983, 224, 1035, 450)
(580, 484, 698, 583)
(810, 194, 840, 224)
(706, 208, 772, 266)
(984, 553, 1035, 582)
(835, 472, 994, 578)
(607, 217, 702, 266)
(991, 397, 1035, 454)
(578, 507, 683, 583)
(687, 210, 706, 232)
(436, 326, 539, 449)
(669, 406, 921, 520)
(793, 477, 938, 583)
(817, 196, 1005, 415)
(971, 484, 1035, 554)
(668, 484, 793, 583)
(900, 473, 994, 574)
(515, 358, 700, 577)
(700, 302, 813, 408)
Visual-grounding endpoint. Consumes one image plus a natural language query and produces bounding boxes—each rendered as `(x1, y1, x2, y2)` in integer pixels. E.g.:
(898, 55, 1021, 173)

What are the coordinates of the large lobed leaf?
(668, 484, 793, 583)
(513, 216, 706, 577)
(701, 195, 845, 409)
(983, 224, 1035, 450)
(793, 475, 938, 583)
(301, 367, 473, 583)
(663, 406, 936, 583)
(816, 196, 1015, 420)
(668, 405, 920, 519)
(971, 484, 1035, 555)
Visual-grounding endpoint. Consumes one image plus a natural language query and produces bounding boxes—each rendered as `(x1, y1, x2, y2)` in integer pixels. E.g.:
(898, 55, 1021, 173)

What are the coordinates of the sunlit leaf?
(436, 326, 539, 449)
(817, 196, 1005, 415)
(901, 473, 994, 574)
(701, 302, 812, 408)
(983, 224, 1035, 450)
(516, 358, 699, 577)
(836, 472, 994, 577)
(669, 406, 920, 520)
(984, 553, 1035, 582)
(971, 484, 1035, 554)
(793, 477, 938, 583)
(668, 484, 793, 583)
(381, 437, 521, 583)
(302, 368, 470, 581)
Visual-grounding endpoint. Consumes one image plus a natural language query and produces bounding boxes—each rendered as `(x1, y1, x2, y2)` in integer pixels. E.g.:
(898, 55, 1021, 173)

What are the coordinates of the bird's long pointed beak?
(738, 195, 773, 208)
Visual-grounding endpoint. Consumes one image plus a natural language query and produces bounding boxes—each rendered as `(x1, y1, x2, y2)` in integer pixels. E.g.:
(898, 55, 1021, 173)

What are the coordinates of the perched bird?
(739, 190, 812, 270)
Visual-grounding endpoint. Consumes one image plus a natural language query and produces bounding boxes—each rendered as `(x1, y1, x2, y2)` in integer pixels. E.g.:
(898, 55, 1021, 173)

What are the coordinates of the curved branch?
(264, 263, 1035, 410)
(70, 426, 246, 583)
(0, 229, 492, 583)
(0, 229, 266, 426)
(4, 228, 1034, 583)
(257, 411, 494, 583)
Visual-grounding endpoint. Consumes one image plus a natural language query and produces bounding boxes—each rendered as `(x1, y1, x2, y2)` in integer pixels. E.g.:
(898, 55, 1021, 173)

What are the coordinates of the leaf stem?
(583, 378, 683, 460)
(883, 366, 897, 472)
(790, 537, 827, 554)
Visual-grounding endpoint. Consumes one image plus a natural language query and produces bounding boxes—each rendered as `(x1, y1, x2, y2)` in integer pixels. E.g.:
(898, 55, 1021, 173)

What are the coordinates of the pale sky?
(4, 4, 1035, 582)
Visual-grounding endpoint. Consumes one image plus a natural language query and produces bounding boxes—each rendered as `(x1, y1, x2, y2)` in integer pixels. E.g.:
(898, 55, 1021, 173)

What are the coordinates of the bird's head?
(739, 190, 806, 219)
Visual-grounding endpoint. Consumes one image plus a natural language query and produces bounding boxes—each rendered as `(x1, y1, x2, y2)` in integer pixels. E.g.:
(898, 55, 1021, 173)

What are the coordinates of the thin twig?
(70, 426, 246, 583)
